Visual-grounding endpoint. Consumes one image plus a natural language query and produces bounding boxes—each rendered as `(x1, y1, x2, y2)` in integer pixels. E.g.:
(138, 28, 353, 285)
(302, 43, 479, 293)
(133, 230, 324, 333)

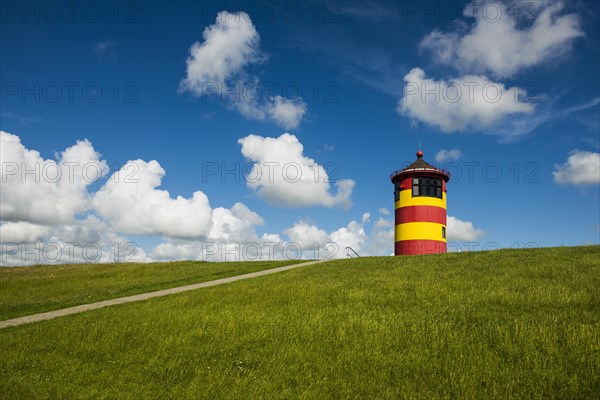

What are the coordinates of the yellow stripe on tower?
(394, 190, 446, 209)
(395, 222, 447, 242)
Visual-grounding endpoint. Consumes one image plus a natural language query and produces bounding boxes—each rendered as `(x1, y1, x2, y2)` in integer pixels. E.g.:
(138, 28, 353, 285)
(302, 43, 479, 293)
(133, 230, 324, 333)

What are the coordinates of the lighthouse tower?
(390, 151, 450, 255)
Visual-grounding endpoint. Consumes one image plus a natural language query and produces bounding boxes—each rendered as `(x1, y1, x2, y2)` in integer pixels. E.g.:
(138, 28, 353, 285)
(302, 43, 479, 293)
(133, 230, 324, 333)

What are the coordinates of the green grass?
(1, 246, 599, 399)
(0, 259, 307, 320)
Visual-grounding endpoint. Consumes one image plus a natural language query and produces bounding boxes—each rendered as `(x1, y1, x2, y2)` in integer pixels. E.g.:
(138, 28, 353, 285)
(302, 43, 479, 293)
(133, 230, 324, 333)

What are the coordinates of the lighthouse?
(390, 150, 450, 255)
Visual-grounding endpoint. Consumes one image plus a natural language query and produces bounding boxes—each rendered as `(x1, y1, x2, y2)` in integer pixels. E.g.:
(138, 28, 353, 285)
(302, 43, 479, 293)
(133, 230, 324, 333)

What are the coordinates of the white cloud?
(266, 96, 307, 130)
(46, 216, 152, 264)
(238, 133, 355, 208)
(0, 131, 273, 265)
(144, 210, 483, 262)
(420, 1, 584, 78)
(0, 222, 49, 243)
(150, 242, 203, 262)
(447, 215, 485, 241)
(435, 148, 462, 163)
(1, 216, 152, 266)
(208, 202, 264, 243)
(179, 11, 307, 129)
(331, 220, 367, 254)
(150, 210, 391, 262)
(179, 11, 262, 91)
(93, 160, 213, 239)
(0, 130, 108, 225)
(150, 209, 271, 263)
(284, 222, 330, 250)
(0, 130, 487, 265)
(553, 150, 600, 186)
(47, 215, 106, 244)
(284, 218, 366, 259)
(398, 67, 534, 133)
(366, 216, 394, 256)
(150, 228, 282, 263)
(284, 212, 393, 259)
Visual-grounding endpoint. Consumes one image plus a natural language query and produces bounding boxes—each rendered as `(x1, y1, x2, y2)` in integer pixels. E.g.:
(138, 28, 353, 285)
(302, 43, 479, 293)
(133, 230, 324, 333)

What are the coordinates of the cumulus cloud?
(435, 148, 462, 163)
(179, 11, 307, 129)
(553, 150, 600, 186)
(146, 207, 482, 262)
(238, 133, 355, 208)
(447, 215, 485, 241)
(132, 209, 483, 262)
(0, 130, 487, 265)
(1, 131, 271, 265)
(366, 215, 394, 256)
(284, 211, 395, 259)
(150, 209, 271, 262)
(150, 230, 280, 263)
(0, 222, 49, 243)
(46, 216, 152, 264)
(420, 1, 584, 78)
(150, 241, 204, 262)
(266, 96, 307, 130)
(93, 160, 213, 239)
(398, 67, 534, 133)
(0, 130, 108, 225)
(179, 11, 262, 91)
(284, 219, 366, 259)
(208, 202, 264, 243)
(331, 220, 367, 254)
(1, 216, 152, 266)
(0, 132, 158, 265)
(151, 210, 392, 262)
(284, 222, 331, 250)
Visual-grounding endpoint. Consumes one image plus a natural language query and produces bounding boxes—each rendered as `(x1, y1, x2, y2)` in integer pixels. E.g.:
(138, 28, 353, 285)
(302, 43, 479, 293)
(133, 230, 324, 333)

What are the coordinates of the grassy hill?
(0, 260, 306, 320)
(1, 246, 599, 399)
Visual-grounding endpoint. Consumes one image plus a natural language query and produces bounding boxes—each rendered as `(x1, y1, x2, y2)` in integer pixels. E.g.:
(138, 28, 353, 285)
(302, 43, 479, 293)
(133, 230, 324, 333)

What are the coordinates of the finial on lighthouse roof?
(416, 150, 424, 159)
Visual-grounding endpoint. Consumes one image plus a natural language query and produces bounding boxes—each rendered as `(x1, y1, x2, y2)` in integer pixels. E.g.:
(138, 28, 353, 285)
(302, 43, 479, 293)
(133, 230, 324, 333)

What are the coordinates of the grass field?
(1, 246, 599, 399)
(0, 260, 306, 320)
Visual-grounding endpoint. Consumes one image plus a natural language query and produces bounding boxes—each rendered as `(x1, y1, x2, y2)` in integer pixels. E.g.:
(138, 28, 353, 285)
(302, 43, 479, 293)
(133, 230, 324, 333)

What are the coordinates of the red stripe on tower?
(395, 206, 447, 225)
(395, 240, 447, 255)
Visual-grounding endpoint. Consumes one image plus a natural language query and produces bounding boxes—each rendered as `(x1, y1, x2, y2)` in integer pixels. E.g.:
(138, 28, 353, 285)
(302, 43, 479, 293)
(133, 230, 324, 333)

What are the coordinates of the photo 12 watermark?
(399, 1, 555, 24)
(1, 241, 140, 265)
(1, 81, 140, 104)
(195, 81, 339, 105)
(200, 161, 340, 184)
(393, 160, 540, 184)
(401, 80, 540, 105)
(1, 1, 141, 24)
(199, 241, 340, 262)
(1, 161, 141, 184)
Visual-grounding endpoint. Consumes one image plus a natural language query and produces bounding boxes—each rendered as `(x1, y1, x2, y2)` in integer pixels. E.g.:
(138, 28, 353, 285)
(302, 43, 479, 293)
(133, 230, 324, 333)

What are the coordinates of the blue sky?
(1, 0, 599, 264)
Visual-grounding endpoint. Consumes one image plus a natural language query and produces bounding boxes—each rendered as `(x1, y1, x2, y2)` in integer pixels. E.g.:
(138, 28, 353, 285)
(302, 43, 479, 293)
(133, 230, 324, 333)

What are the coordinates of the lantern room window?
(412, 177, 442, 199)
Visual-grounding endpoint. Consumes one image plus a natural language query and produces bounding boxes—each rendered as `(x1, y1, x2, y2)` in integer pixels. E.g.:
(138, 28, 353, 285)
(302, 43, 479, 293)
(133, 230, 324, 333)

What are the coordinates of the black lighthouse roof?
(390, 151, 450, 183)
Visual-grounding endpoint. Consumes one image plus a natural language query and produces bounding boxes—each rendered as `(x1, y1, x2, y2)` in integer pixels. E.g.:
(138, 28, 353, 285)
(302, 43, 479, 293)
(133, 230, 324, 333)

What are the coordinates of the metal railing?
(346, 246, 360, 258)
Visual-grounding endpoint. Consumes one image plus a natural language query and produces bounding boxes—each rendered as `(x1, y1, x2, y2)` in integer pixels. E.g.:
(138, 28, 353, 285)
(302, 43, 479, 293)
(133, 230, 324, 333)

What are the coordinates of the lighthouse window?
(442, 226, 446, 239)
(412, 177, 443, 199)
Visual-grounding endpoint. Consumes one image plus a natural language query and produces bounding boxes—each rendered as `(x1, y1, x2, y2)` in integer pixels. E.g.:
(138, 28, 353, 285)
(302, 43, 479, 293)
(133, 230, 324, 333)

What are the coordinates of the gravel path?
(0, 260, 325, 330)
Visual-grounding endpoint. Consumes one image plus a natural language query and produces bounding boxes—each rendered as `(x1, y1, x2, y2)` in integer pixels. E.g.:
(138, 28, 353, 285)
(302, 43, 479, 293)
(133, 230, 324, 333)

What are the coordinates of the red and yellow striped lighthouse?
(390, 150, 450, 255)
